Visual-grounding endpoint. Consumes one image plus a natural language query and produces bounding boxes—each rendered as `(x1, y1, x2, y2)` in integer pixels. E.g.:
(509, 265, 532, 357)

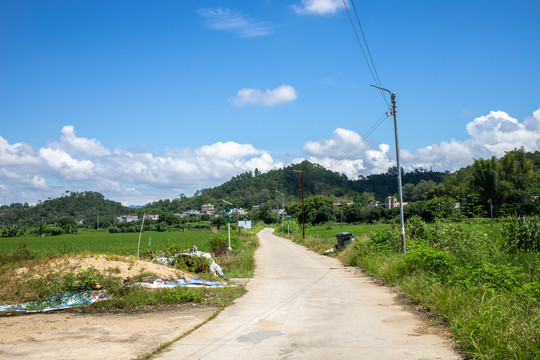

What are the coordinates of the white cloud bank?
(0, 128, 283, 205)
(1, 108, 538, 205)
(301, 109, 540, 179)
(229, 84, 298, 107)
(197, 8, 272, 38)
(293, 0, 344, 15)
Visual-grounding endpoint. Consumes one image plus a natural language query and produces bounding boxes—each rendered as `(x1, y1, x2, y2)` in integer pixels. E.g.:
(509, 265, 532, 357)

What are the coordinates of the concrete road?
(155, 228, 459, 360)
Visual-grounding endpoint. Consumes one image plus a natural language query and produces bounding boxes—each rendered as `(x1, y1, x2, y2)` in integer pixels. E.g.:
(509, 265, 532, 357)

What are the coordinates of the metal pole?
(223, 200, 233, 250)
(227, 221, 231, 250)
(275, 190, 284, 235)
(371, 85, 406, 254)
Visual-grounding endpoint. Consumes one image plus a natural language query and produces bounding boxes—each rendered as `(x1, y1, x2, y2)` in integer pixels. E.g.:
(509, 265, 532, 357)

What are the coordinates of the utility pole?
(293, 170, 305, 239)
(371, 85, 406, 254)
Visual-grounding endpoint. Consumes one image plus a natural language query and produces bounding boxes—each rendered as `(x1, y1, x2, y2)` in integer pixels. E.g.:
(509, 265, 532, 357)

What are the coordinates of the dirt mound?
(16, 254, 188, 280)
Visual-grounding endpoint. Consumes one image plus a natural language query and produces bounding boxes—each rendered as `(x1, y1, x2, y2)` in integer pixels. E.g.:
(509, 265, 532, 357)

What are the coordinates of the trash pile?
(136, 276, 230, 288)
(153, 251, 224, 277)
(0, 290, 109, 313)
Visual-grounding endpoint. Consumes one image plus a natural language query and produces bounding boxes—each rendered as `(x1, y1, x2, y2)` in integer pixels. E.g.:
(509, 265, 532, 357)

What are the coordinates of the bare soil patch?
(0, 306, 219, 360)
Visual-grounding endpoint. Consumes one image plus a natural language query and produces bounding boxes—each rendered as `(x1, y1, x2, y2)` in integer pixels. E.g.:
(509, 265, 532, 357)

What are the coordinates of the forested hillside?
(143, 160, 448, 213)
(1, 191, 133, 226)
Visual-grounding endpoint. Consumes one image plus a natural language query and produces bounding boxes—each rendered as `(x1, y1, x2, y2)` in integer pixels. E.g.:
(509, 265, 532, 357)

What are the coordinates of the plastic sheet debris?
(0, 290, 109, 313)
(137, 277, 230, 288)
(153, 251, 224, 277)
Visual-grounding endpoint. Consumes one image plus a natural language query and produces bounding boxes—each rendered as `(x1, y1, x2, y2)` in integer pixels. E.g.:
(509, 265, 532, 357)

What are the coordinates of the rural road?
(155, 228, 459, 360)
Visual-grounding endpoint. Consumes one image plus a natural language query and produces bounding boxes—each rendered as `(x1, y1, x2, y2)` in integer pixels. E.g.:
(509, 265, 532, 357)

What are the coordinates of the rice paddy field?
(0, 229, 214, 256)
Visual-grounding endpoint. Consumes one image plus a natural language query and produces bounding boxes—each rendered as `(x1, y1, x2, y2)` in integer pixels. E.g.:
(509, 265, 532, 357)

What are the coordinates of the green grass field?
(0, 229, 214, 256)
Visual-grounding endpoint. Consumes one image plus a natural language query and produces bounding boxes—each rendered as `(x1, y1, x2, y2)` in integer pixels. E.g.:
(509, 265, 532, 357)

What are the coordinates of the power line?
(342, 0, 389, 107)
(329, 112, 389, 167)
(350, 0, 383, 88)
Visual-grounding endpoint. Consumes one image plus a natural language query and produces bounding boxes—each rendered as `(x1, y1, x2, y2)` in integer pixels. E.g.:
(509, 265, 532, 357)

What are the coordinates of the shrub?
(368, 228, 402, 252)
(62, 267, 103, 290)
(209, 235, 229, 256)
(162, 287, 202, 304)
(42, 226, 64, 236)
(174, 255, 211, 273)
(406, 215, 429, 240)
(404, 248, 454, 278)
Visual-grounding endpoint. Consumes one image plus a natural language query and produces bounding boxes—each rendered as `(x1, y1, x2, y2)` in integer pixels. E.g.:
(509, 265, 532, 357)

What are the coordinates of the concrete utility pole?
(371, 85, 406, 254)
(293, 170, 305, 239)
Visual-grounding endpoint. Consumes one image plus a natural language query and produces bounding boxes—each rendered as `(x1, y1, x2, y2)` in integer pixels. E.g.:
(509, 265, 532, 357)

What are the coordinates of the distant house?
(333, 202, 354, 207)
(75, 219, 84, 225)
(185, 209, 201, 217)
(201, 204, 215, 214)
(384, 196, 407, 209)
(116, 215, 139, 223)
(252, 205, 261, 211)
(232, 208, 247, 216)
(144, 214, 159, 221)
(201, 204, 215, 215)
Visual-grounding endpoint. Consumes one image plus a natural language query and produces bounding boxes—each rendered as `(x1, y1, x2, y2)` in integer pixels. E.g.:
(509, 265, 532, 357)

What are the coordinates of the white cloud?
(0, 136, 41, 167)
(293, 0, 344, 15)
(301, 108, 540, 177)
(466, 110, 540, 156)
(229, 84, 298, 107)
(30, 175, 49, 190)
(60, 125, 110, 156)
(197, 8, 272, 38)
(0, 125, 284, 205)
(39, 148, 95, 180)
(302, 128, 393, 178)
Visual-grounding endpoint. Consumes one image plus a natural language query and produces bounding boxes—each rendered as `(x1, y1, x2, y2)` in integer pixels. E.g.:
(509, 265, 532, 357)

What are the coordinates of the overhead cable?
(329, 112, 389, 167)
(342, 0, 389, 107)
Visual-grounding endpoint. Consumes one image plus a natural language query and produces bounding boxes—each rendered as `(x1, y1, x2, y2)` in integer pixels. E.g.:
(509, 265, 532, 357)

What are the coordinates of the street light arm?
(370, 83, 392, 95)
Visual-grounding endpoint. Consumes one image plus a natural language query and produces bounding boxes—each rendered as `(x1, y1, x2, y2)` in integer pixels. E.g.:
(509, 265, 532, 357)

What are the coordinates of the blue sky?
(1, 0, 539, 205)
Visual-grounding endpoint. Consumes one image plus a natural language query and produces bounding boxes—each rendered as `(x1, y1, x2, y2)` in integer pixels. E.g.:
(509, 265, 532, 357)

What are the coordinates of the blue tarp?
(137, 277, 230, 288)
(0, 290, 109, 313)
